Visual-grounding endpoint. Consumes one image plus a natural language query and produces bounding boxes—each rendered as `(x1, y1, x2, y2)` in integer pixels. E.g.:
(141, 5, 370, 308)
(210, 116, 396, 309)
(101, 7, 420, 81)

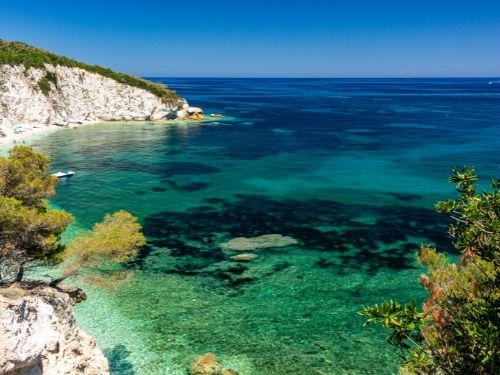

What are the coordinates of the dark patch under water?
(172, 181, 210, 192)
(386, 192, 423, 202)
(104, 345, 136, 375)
(134, 194, 451, 286)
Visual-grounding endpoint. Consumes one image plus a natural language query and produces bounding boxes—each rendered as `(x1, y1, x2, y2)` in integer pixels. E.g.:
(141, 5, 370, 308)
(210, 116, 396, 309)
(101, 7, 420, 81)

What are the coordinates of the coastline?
(0, 122, 96, 150)
(4, 77, 497, 374)
(0, 118, 212, 152)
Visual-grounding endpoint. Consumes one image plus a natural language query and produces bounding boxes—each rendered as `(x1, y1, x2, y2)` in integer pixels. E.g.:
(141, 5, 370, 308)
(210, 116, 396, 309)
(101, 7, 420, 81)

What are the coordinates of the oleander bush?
(360, 167, 499, 374)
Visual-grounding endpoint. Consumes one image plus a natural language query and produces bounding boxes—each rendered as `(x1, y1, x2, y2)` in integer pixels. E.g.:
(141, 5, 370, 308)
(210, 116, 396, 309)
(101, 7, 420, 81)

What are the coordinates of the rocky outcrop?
(0, 286, 109, 375)
(175, 105, 204, 121)
(0, 64, 203, 131)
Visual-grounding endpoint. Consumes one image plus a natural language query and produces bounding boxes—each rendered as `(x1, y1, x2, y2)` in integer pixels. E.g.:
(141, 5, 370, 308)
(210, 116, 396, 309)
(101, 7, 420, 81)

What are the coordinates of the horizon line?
(143, 76, 500, 79)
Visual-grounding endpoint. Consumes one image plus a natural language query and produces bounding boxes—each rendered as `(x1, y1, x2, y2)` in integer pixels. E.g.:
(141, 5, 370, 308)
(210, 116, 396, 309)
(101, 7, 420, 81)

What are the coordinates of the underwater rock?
(273, 260, 292, 272)
(204, 262, 248, 276)
(188, 353, 239, 375)
(211, 263, 253, 286)
(314, 257, 335, 269)
(189, 353, 221, 375)
(229, 276, 253, 286)
(167, 260, 254, 291)
(230, 253, 258, 262)
(220, 234, 298, 251)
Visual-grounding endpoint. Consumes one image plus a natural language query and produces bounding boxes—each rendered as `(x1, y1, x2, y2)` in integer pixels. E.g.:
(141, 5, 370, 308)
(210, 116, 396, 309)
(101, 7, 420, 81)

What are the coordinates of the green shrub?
(0, 146, 145, 288)
(45, 71, 57, 84)
(37, 71, 57, 96)
(359, 167, 499, 374)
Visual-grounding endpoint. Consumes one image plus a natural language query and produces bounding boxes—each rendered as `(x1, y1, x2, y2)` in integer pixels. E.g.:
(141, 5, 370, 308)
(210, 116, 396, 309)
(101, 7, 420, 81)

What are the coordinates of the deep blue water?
(156, 77, 500, 189)
(33, 78, 499, 374)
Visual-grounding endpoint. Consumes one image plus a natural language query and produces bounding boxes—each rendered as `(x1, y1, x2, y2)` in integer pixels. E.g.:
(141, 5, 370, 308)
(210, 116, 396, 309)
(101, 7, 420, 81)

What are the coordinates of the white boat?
(52, 170, 75, 178)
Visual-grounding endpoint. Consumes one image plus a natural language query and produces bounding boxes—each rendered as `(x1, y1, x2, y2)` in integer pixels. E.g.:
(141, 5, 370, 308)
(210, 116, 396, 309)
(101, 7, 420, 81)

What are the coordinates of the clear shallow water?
(32, 78, 499, 374)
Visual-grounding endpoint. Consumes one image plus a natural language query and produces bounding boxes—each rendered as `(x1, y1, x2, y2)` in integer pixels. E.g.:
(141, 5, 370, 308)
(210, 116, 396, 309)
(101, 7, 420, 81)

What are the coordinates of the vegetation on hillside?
(0, 40, 179, 104)
(360, 168, 499, 374)
(37, 71, 58, 95)
(0, 146, 145, 291)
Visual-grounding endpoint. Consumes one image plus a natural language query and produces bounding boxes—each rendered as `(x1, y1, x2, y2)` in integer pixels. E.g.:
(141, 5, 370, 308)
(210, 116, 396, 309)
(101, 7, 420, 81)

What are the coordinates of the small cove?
(31, 78, 499, 374)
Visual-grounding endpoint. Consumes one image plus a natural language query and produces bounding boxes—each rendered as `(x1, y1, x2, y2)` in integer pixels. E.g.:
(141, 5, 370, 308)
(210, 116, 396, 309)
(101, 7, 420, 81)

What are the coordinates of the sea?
(32, 78, 499, 374)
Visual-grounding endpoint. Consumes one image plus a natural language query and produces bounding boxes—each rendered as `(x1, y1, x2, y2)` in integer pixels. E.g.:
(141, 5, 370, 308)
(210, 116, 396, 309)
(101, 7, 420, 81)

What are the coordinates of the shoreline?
(0, 117, 214, 152)
(0, 121, 99, 150)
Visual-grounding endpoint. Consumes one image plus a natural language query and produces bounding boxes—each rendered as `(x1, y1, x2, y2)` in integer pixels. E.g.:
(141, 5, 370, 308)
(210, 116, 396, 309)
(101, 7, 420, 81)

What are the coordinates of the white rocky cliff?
(0, 64, 203, 130)
(0, 286, 109, 375)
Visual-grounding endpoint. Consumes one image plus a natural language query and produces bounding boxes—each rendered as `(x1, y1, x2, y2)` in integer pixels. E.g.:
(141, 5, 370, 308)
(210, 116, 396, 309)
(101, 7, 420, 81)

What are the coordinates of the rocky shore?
(0, 63, 204, 146)
(0, 286, 109, 375)
(0, 41, 211, 375)
(0, 64, 204, 125)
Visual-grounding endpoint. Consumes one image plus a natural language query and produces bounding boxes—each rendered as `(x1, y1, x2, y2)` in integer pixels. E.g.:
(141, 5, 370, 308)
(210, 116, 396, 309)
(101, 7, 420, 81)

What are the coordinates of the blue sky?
(1, 1, 499, 77)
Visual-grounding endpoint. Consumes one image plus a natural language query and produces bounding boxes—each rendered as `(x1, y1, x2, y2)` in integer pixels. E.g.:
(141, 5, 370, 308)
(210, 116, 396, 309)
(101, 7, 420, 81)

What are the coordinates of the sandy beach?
(0, 120, 122, 151)
(0, 124, 78, 149)
(0, 119, 209, 152)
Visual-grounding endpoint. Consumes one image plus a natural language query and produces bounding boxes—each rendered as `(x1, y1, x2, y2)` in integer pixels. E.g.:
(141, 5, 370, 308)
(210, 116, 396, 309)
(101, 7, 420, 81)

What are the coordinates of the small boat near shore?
(52, 170, 75, 178)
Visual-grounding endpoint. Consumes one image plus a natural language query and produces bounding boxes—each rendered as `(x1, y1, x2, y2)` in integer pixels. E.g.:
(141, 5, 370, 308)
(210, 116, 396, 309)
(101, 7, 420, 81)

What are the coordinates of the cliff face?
(0, 286, 109, 375)
(0, 64, 186, 128)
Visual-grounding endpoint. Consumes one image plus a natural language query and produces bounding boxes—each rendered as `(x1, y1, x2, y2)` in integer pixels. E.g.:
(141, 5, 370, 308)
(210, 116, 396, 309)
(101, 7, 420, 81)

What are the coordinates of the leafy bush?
(37, 71, 58, 95)
(0, 40, 179, 104)
(0, 146, 145, 288)
(360, 167, 499, 374)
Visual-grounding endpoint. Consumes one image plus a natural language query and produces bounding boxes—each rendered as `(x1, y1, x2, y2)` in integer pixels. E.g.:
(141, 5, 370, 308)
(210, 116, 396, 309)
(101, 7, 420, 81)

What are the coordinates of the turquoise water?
(31, 78, 499, 374)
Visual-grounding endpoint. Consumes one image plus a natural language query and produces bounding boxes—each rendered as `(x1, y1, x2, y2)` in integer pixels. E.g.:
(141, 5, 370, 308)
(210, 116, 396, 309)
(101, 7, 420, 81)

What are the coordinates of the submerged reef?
(220, 234, 298, 251)
(189, 353, 238, 375)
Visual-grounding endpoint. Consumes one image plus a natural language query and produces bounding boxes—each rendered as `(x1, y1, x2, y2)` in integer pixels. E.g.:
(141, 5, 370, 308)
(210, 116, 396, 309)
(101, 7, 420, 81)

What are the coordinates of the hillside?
(0, 40, 178, 104)
(0, 41, 203, 133)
